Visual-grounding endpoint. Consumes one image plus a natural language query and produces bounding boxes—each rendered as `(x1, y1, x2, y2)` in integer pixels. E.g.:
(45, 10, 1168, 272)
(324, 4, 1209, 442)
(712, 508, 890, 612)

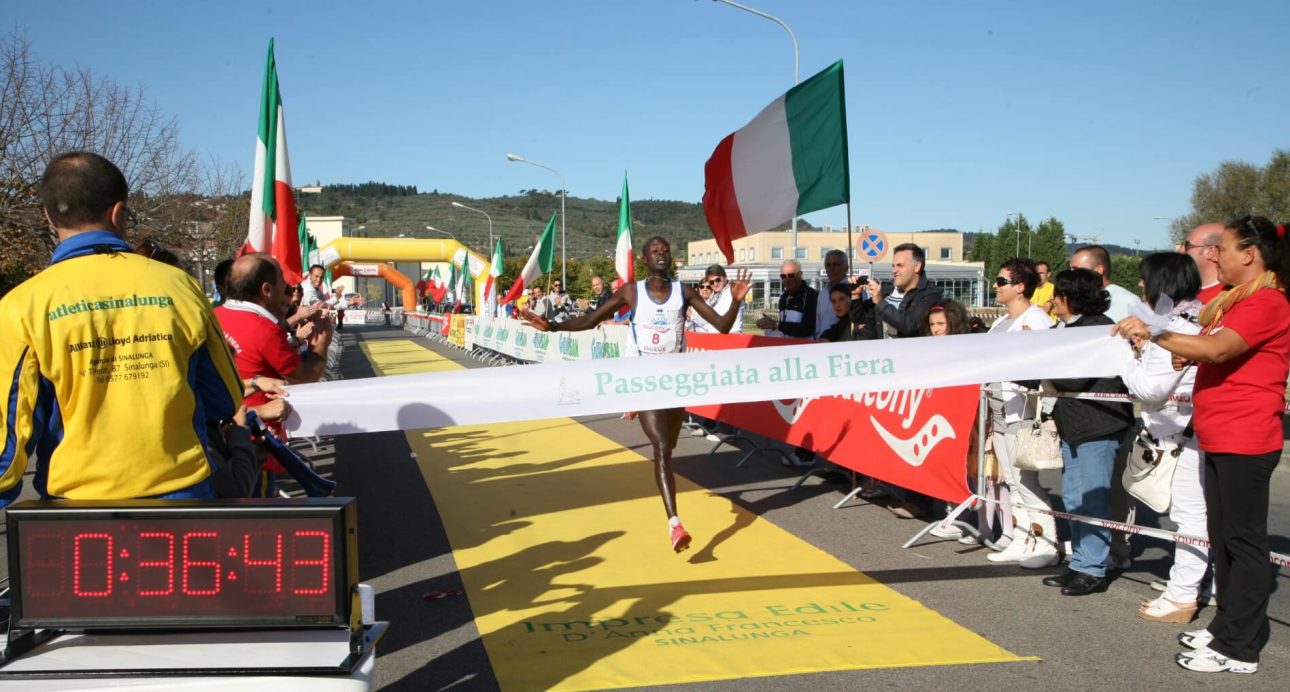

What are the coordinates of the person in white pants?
(1121, 252, 1207, 622)
(986, 258, 1060, 569)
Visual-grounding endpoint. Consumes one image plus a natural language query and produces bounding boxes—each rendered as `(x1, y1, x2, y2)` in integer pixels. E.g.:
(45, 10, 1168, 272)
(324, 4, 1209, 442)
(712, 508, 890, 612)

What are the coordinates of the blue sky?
(8, 1, 1287, 249)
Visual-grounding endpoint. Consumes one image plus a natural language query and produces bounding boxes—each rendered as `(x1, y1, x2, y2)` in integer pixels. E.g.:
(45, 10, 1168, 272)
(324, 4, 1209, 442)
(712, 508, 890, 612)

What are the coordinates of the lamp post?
(424, 225, 457, 241)
(452, 201, 494, 250)
(506, 153, 565, 287)
(711, 0, 801, 260)
(1006, 211, 1026, 256)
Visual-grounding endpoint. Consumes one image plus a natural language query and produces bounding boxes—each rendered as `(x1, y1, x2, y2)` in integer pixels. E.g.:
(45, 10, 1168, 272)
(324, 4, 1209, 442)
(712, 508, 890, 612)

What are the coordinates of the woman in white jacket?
(1122, 252, 1207, 622)
(986, 258, 1060, 568)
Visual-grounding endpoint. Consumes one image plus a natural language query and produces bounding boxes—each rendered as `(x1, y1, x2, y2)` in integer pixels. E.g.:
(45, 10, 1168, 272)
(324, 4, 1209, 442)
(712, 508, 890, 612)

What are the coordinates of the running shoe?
(928, 522, 965, 539)
(1178, 628, 1213, 650)
(1176, 647, 1257, 674)
(670, 523, 692, 553)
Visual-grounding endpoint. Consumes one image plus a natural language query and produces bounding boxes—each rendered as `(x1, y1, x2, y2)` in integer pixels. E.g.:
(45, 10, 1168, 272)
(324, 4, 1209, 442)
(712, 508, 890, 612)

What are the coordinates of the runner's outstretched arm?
(522, 283, 636, 332)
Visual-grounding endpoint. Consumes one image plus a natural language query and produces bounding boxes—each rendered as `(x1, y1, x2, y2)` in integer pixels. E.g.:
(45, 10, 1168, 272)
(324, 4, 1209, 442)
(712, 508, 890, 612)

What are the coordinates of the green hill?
(297, 185, 819, 258)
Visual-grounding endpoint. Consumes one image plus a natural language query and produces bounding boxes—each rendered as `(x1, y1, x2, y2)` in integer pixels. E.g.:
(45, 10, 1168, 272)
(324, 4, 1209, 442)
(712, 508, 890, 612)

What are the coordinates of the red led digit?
(181, 532, 221, 596)
(290, 530, 330, 595)
(243, 532, 283, 593)
(24, 533, 66, 598)
(137, 532, 175, 596)
(73, 533, 113, 597)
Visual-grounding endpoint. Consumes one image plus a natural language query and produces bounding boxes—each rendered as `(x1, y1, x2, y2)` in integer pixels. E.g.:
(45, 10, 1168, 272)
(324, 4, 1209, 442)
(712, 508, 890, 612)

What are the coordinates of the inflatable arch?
(329, 262, 417, 311)
(317, 237, 492, 312)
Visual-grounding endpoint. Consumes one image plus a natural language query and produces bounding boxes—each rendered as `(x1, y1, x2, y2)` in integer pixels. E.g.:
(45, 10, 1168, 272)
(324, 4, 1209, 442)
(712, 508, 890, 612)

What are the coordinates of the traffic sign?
(858, 230, 888, 261)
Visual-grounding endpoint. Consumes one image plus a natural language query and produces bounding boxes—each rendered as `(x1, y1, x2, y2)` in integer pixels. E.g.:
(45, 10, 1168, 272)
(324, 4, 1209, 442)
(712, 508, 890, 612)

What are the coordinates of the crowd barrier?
(917, 388, 1290, 570)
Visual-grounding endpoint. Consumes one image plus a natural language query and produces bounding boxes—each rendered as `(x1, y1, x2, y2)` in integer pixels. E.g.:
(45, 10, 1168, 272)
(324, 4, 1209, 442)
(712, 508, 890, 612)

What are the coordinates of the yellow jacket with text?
(0, 231, 243, 505)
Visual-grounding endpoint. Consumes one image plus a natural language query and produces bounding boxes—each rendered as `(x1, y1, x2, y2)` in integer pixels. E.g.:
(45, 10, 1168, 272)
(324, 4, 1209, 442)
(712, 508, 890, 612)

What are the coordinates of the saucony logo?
(871, 414, 956, 467)
(771, 397, 813, 424)
(771, 388, 956, 466)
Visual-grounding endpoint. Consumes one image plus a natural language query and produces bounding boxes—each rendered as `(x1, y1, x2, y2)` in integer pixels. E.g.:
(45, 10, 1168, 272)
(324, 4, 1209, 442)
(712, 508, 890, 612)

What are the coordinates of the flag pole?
(845, 203, 854, 274)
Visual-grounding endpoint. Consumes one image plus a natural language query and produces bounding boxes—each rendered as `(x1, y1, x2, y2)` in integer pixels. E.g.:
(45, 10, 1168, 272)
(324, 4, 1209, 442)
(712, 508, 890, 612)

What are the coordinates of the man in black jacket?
(856, 243, 943, 517)
(757, 259, 818, 338)
(858, 243, 943, 337)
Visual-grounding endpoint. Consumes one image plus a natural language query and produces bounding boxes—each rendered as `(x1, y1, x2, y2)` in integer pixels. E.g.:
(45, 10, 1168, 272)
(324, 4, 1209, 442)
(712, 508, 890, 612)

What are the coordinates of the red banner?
(686, 333, 978, 503)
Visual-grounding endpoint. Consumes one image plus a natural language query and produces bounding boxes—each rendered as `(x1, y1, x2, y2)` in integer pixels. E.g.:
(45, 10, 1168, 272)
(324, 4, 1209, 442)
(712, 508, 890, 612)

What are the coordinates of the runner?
(520, 236, 750, 553)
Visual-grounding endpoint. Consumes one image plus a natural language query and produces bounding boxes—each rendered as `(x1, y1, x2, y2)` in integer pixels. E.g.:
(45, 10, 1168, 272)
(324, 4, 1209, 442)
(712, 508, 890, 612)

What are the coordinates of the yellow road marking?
(361, 339, 1032, 690)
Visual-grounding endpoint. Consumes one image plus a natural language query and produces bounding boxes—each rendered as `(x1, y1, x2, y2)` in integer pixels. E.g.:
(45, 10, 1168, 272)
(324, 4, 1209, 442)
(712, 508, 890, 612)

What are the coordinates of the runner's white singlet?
(631, 280, 686, 355)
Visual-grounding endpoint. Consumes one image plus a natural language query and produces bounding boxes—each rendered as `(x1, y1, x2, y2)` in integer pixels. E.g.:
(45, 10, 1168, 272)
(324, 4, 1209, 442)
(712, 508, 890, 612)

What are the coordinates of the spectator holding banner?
(984, 259, 1060, 568)
(1041, 268, 1134, 596)
(1071, 244, 1146, 572)
(1121, 253, 1206, 624)
(1116, 214, 1289, 674)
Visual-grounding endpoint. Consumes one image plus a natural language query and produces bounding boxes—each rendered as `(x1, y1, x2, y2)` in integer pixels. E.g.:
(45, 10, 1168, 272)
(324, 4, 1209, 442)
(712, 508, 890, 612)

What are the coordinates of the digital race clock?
(5, 498, 358, 630)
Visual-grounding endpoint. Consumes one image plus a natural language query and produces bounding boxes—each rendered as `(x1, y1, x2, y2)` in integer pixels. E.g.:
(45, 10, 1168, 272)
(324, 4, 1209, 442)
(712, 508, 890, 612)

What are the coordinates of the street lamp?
(506, 153, 566, 287)
(711, 0, 801, 260)
(452, 201, 494, 250)
(424, 225, 457, 241)
(1006, 211, 1027, 256)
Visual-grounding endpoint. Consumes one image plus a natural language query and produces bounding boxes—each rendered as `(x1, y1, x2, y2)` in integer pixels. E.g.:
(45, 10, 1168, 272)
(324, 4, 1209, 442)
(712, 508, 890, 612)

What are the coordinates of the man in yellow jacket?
(0, 151, 243, 505)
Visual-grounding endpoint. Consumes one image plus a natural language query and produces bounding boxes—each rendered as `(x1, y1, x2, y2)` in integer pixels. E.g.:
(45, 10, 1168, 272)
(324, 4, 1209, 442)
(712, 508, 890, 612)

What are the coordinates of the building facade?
(683, 229, 987, 308)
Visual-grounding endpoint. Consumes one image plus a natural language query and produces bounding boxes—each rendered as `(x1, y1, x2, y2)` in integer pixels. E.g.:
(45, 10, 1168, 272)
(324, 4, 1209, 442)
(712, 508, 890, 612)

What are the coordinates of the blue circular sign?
(859, 230, 888, 261)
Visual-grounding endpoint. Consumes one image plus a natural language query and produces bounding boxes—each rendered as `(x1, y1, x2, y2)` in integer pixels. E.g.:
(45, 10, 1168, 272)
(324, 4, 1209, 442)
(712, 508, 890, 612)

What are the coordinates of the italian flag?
(483, 237, 504, 308)
(245, 38, 303, 285)
(615, 172, 634, 283)
(425, 266, 447, 304)
(703, 60, 850, 264)
(500, 212, 557, 305)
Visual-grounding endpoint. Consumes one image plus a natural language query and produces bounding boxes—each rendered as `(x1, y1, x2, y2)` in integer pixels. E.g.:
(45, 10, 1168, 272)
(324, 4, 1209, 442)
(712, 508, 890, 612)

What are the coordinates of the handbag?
(1013, 415, 1063, 471)
(1123, 427, 1185, 513)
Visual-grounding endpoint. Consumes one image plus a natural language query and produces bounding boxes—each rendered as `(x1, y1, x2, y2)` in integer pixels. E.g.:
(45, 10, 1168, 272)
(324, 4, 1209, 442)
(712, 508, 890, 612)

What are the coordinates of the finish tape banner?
(284, 325, 1132, 439)
(686, 333, 978, 503)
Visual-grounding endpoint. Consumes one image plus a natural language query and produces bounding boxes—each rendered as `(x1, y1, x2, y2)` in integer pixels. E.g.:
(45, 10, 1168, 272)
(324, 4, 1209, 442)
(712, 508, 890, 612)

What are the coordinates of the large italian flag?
(500, 212, 557, 305)
(703, 60, 849, 264)
(245, 38, 303, 285)
(615, 172, 634, 283)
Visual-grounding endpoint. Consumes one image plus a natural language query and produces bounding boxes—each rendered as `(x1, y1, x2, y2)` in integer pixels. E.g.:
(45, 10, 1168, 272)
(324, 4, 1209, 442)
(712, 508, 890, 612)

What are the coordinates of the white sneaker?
(987, 535, 1030, 563)
(689, 427, 707, 437)
(1018, 538, 1060, 569)
(1178, 628, 1213, 650)
(929, 522, 965, 539)
(1176, 646, 1257, 674)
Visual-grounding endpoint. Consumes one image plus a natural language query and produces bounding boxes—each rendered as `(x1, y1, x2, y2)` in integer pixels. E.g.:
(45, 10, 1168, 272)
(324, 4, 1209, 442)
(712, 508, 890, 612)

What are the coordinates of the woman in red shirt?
(1116, 215, 1289, 675)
